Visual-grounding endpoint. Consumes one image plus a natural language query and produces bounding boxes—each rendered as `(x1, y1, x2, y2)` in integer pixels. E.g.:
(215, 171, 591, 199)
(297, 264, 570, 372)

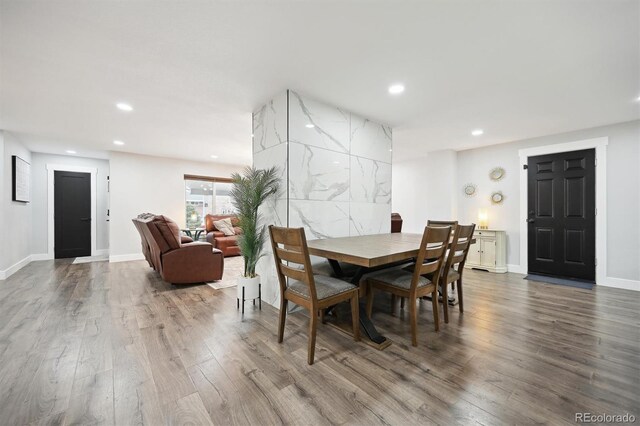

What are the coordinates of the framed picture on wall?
(12, 155, 31, 203)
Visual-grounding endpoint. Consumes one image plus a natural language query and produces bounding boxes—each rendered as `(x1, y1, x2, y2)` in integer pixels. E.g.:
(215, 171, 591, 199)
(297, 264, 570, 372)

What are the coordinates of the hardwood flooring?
(0, 257, 638, 425)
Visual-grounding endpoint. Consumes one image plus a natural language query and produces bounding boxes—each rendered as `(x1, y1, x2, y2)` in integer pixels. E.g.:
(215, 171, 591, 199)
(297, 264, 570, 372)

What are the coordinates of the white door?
(467, 238, 481, 265)
(480, 238, 496, 267)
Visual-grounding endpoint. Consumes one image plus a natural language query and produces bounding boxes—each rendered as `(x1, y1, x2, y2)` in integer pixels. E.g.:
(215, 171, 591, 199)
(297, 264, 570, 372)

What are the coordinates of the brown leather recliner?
(205, 214, 242, 257)
(133, 214, 223, 283)
(391, 213, 403, 233)
(132, 213, 193, 270)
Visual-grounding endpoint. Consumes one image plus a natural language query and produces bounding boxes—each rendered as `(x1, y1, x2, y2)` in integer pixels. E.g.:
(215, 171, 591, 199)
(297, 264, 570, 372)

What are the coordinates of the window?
(184, 175, 236, 228)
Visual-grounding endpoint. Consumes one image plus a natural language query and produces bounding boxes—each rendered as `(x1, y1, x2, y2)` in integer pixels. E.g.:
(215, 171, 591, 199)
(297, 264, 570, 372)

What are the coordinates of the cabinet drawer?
(475, 230, 496, 238)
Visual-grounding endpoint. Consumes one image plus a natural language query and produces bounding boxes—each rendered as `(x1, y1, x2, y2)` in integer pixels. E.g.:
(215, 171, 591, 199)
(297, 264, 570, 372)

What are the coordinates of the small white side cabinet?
(465, 229, 507, 273)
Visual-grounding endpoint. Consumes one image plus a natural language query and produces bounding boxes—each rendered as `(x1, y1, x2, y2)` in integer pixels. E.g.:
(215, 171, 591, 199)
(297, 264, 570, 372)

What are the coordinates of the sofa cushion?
(213, 218, 235, 236)
(153, 215, 182, 249)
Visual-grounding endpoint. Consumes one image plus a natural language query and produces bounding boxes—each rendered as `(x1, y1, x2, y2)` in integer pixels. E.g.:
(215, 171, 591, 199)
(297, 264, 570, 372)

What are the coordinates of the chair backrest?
(410, 225, 452, 290)
(443, 224, 476, 273)
(427, 220, 458, 238)
(269, 225, 318, 301)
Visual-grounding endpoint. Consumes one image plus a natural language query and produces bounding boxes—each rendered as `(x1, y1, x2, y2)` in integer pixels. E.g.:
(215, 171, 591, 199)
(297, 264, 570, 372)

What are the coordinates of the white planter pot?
(237, 275, 260, 300)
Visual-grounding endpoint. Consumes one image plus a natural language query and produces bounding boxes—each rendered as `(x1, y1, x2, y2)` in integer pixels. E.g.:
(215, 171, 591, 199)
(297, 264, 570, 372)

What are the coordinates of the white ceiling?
(1, 1, 638, 164)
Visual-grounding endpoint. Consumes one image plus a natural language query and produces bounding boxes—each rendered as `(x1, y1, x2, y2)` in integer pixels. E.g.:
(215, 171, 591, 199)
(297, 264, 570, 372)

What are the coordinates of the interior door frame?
(46, 164, 98, 259)
(518, 137, 607, 284)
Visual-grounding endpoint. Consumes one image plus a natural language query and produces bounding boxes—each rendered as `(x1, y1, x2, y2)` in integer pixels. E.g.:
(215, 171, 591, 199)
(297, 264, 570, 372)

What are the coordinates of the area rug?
(72, 254, 109, 264)
(207, 255, 244, 290)
(524, 274, 594, 290)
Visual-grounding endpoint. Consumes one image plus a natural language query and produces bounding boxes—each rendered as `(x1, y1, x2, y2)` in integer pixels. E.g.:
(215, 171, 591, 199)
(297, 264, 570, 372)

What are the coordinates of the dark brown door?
(527, 149, 596, 281)
(55, 171, 91, 259)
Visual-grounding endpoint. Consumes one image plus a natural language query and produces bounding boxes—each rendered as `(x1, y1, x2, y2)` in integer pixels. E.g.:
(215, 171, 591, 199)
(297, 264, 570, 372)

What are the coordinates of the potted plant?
(231, 166, 280, 305)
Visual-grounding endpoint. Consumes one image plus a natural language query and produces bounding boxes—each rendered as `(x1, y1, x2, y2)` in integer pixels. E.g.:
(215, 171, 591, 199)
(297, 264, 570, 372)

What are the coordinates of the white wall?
(30, 153, 110, 256)
(392, 149, 457, 233)
(1, 131, 32, 274)
(393, 120, 639, 287)
(109, 152, 245, 261)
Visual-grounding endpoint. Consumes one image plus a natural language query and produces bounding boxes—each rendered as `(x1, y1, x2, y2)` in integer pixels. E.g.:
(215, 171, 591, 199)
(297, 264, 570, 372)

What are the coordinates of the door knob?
(527, 219, 535, 223)
(80, 218, 92, 222)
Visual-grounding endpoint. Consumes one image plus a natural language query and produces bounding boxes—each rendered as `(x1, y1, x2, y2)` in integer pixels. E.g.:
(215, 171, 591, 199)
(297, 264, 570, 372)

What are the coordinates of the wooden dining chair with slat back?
(365, 225, 451, 346)
(269, 225, 360, 365)
(436, 223, 476, 322)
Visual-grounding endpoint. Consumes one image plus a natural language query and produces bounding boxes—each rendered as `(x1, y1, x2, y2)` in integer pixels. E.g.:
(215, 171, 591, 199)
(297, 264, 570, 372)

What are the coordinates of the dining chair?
(269, 225, 360, 365)
(436, 223, 476, 322)
(365, 225, 451, 346)
(397, 220, 458, 311)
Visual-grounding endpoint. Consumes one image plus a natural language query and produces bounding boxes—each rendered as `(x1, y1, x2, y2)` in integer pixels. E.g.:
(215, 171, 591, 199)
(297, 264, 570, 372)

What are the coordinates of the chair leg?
(431, 289, 439, 332)
(409, 297, 418, 347)
(366, 285, 375, 318)
(441, 282, 449, 324)
(278, 298, 288, 343)
(319, 309, 326, 324)
(350, 294, 360, 341)
(390, 294, 396, 315)
(457, 278, 464, 313)
(308, 309, 318, 365)
(400, 297, 405, 310)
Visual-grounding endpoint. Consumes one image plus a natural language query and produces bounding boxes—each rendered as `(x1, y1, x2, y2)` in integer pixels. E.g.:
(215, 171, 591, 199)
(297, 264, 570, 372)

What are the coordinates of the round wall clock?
(463, 183, 477, 197)
(490, 191, 505, 205)
(489, 167, 506, 181)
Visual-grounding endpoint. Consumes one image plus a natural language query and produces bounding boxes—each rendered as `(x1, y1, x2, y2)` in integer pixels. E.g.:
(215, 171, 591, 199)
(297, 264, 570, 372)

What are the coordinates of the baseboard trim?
(599, 277, 640, 292)
(94, 249, 110, 256)
(31, 253, 53, 261)
(109, 253, 145, 263)
(0, 255, 32, 280)
(507, 264, 527, 274)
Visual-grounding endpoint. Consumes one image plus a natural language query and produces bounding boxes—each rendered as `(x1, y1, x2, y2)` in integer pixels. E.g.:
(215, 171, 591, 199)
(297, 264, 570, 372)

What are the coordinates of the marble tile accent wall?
(253, 90, 392, 307)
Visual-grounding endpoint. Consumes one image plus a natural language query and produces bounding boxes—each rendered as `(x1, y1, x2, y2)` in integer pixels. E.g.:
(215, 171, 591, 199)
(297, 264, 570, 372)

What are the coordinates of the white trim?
(31, 253, 52, 261)
(599, 277, 640, 292)
(507, 264, 527, 274)
(46, 164, 98, 258)
(518, 137, 608, 285)
(94, 249, 109, 256)
(109, 253, 144, 263)
(0, 255, 32, 280)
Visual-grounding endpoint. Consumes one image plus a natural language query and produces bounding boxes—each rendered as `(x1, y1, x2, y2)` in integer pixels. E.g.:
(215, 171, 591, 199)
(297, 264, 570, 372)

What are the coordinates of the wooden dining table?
(306, 232, 475, 349)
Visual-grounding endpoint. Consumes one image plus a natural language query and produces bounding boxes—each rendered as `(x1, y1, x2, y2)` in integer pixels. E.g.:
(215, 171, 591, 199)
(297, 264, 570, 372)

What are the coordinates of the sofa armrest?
(161, 242, 224, 283)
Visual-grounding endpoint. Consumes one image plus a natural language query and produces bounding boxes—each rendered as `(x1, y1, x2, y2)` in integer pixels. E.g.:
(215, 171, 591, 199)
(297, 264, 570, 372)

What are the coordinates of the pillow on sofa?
(213, 218, 235, 236)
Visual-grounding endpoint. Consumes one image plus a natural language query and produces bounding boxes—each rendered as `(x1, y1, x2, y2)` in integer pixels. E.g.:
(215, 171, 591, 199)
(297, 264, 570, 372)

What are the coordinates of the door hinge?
(523, 164, 528, 170)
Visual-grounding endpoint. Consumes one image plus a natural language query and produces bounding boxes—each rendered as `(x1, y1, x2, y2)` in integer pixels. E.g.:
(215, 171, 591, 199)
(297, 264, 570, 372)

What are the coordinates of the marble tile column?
(253, 90, 392, 307)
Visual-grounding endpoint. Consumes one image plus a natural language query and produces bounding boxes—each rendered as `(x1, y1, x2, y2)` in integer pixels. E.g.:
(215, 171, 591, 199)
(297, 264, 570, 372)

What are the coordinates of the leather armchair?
(205, 214, 242, 257)
(133, 214, 224, 283)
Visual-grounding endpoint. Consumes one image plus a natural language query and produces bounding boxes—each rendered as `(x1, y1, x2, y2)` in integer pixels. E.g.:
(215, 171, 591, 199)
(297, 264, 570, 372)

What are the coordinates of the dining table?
(306, 232, 475, 349)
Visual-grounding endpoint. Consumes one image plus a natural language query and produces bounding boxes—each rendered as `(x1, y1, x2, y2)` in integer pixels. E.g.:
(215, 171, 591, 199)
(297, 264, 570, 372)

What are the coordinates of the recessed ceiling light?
(113, 140, 125, 146)
(388, 84, 405, 95)
(66, 150, 76, 154)
(471, 129, 484, 136)
(305, 124, 315, 128)
(389, 148, 393, 152)
(116, 103, 133, 112)
(210, 155, 219, 159)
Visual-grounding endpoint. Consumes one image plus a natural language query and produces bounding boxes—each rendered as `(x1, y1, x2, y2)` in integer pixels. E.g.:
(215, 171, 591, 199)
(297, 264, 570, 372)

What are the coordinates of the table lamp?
(478, 209, 488, 229)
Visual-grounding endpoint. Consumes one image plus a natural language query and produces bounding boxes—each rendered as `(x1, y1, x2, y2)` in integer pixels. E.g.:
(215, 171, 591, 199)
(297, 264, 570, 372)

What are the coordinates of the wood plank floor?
(0, 257, 638, 425)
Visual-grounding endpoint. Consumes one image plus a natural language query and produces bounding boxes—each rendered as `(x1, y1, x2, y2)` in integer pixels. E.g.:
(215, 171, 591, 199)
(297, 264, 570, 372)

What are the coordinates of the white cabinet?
(465, 230, 507, 273)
